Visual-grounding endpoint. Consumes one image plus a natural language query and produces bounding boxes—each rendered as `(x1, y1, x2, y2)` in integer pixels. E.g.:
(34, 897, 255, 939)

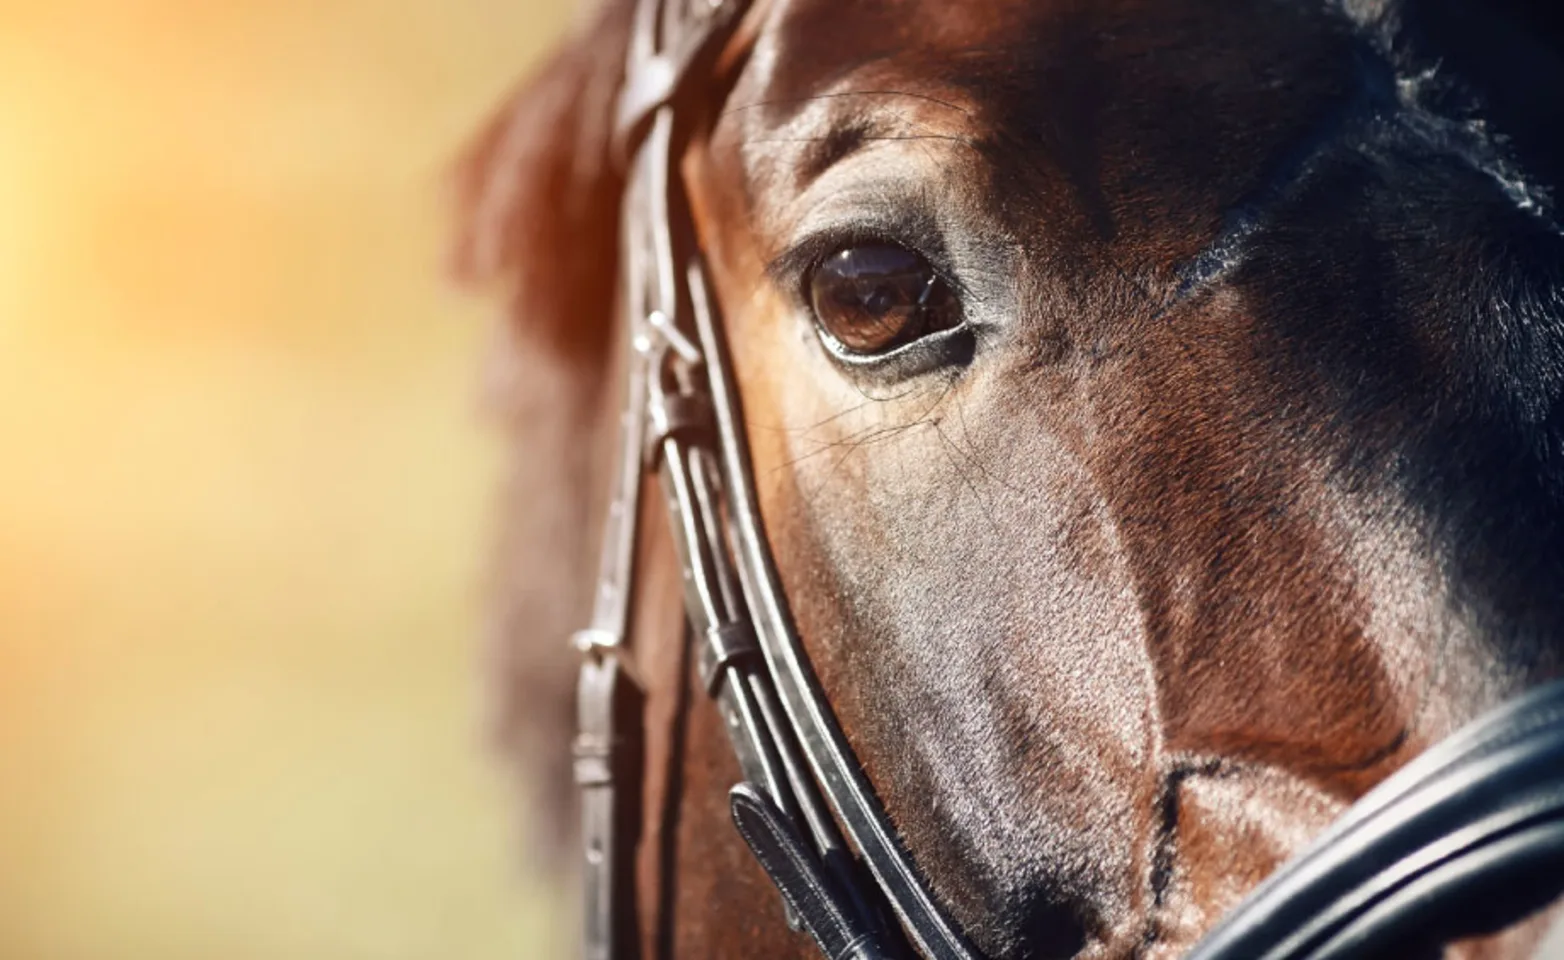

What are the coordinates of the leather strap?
(731, 783, 893, 960)
(1186, 680, 1564, 960)
(686, 238, 981, 960)
(645, 267, 899, 954)
(574, 654, 638, 960)
(570, 246, 655, 960)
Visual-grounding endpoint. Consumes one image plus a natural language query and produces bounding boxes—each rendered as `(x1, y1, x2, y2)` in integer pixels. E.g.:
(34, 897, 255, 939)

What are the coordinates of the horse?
(454, 0, 1564, 956)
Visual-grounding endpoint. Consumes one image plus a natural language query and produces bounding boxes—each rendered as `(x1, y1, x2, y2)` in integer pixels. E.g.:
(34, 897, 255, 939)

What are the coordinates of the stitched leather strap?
(731, 783, 894, 960)
(1186, 680, 1564, 960)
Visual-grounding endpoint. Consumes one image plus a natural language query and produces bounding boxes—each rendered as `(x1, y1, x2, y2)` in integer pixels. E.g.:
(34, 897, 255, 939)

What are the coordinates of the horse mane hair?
(452, 0, 636, 860)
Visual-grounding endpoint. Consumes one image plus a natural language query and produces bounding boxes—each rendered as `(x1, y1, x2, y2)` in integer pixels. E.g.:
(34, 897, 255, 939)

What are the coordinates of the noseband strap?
(569, 0, 1564, 956)
(1188, 679, 1564, 960)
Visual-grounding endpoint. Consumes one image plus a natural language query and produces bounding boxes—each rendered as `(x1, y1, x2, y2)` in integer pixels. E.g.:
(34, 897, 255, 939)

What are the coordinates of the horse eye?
(806, 244, 959, 355)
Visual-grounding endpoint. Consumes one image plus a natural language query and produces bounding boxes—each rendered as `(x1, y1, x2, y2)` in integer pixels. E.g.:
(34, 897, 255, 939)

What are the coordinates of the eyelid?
(818, 322, 977, 383)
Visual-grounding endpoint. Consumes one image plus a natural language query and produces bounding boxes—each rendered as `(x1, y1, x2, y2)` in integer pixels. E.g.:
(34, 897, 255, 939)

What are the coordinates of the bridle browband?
(567, 0, 1564, 957)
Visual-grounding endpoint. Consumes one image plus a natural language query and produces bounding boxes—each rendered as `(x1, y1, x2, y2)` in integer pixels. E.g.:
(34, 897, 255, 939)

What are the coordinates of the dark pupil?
(809, 244, 956, 353)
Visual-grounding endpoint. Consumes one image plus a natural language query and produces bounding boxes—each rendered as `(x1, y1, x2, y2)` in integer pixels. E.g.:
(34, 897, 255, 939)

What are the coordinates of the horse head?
(458, 0, 1564, 955)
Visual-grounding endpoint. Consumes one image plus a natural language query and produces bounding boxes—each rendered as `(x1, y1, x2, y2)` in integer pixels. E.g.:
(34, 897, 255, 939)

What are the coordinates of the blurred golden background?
(0, 1, 574, 956)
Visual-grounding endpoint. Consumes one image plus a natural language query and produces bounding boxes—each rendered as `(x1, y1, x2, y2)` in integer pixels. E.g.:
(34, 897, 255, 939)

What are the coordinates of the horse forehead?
(751, 0, 1063, 128)
(750, 0, 1341, 122)
(732, 0, 1359, 235)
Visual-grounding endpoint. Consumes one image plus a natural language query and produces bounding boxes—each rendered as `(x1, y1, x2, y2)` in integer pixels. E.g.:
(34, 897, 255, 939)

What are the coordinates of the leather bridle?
(567, 0, 1564, 957)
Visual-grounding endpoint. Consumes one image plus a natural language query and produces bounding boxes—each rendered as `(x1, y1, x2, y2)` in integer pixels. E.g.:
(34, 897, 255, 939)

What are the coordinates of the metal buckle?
(571, 628, 620, 657)
(644, 309, 702, 365)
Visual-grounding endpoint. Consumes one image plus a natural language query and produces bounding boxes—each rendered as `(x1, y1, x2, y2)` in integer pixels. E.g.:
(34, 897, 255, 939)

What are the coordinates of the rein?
(567, 0, 1564, 956)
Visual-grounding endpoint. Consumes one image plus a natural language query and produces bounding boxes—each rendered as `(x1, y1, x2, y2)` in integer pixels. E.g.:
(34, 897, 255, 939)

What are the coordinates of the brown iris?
(807, 244, 959, 354)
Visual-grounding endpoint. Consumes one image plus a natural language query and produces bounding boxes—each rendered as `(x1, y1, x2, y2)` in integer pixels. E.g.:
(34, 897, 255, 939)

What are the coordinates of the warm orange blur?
(0, 2, 571, 957)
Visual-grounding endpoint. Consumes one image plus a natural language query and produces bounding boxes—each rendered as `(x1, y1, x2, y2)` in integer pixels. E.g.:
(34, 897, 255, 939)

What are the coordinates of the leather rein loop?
(569, 0, 1564, 956)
